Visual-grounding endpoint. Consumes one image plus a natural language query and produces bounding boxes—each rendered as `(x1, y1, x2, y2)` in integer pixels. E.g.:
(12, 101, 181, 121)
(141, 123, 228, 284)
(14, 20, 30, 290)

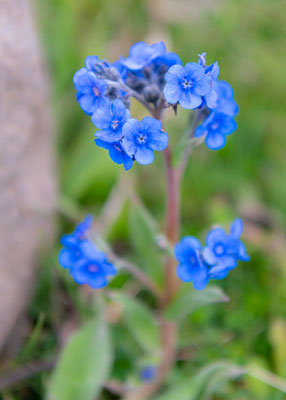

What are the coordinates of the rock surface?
(0, 0, 56, 350)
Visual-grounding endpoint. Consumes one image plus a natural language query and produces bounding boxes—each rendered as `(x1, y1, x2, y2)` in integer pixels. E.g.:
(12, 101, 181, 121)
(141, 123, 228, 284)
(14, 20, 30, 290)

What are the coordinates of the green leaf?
(153, 361, 244, 400)
(46, 317, 112, 400)
(164, 285, 229, 321)
(112, 292, 160, 355)
(128, 203, 163, 286)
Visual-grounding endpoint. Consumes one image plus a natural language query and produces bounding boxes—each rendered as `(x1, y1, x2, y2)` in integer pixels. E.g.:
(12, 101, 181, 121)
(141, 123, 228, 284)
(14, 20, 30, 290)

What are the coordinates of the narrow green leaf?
(164, 286, 229, 321)
(46, 317, 112, 400)
(153, 361, 244, 400)
(112, 292, 160, 355)
(128, 204, 163, 286)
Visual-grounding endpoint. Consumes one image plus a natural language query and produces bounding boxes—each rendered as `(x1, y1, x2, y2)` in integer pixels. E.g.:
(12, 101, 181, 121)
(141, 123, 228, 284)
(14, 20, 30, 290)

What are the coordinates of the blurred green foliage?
(2, 0, 286, 399)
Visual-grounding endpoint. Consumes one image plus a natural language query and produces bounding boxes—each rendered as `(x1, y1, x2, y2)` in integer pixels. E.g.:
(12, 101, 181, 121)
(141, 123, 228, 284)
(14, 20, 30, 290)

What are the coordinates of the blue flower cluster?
(73, 42, 180, 168)
(164, 52, 239, 150)
(174, 219, 250, 290)
(74, 44, 239, 161)
(58, 216, 116, 289)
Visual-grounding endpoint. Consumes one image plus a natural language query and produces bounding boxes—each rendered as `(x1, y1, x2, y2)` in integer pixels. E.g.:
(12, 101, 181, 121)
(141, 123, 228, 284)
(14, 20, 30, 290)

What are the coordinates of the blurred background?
(1, 0, 286, 398)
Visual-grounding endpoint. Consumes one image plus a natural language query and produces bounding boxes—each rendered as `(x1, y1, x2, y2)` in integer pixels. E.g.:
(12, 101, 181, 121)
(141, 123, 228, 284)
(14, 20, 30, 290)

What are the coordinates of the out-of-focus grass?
(2, 0, 285, 398)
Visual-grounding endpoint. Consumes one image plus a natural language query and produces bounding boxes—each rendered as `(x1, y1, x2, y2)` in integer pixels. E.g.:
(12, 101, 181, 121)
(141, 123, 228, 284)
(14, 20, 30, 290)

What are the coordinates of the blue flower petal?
(135, 146, 154, 165)
(205, 132, 226, 150)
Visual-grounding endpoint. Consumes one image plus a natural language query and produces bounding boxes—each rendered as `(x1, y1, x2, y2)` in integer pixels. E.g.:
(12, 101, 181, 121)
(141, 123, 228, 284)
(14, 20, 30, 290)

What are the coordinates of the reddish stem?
(162, 146, 180, 305)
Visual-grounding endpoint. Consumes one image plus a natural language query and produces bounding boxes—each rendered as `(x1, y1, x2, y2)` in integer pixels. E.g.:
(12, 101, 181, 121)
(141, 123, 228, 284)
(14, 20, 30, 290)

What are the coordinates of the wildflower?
(194, 112, 237, 150)
(58, 217, 116, 289)
(202, 219, 250, 280)
(164, 63, 211, 109)
(174, 237, 209, 290)
(95, 139, 133, 171)
(73, 69, 108, 114)
(92, 99, 130, 142)
(122, 117, 168, 165)
(212, 80, 239, 117)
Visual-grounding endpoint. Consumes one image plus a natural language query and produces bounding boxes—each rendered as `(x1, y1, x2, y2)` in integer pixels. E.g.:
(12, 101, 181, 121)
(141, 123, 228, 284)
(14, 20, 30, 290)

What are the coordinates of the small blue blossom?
(122, 41, 181, 71)
(122, 117, 168, 165)
(140, 366, 157, 382)
(203, 219, 250, 280)
(92, 99, 131, 142)
(58, 216, 116, 289)
(212, 80, 239, 117)
(73, 68, 108, 114)
(174, 237, 209, 290)
(175, 219, 250, 289)
(95, 139, 133, 171)
(164, 63, 211, 109)
(195, 112, 237, 150)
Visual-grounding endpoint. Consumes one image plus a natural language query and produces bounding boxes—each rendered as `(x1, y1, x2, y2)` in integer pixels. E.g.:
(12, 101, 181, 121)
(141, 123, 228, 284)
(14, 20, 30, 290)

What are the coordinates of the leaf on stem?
(112, 292, 160, 355)
(128, 203, 164, 286)
(46, 316, 112, 400)
(153, 361, 245, 400)
(164, 285, 229, 321)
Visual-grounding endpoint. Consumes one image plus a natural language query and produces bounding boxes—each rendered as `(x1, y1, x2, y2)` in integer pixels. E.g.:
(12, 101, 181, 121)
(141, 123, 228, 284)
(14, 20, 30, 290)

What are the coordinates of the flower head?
(202, 219, 250, 280)
(164, 63, 211, 109)
(195, 112, 237, 150)
(58, 216, 116, 289)
(95, 139, 133, 171)
(73, 68, 108, 114)
(174, 237, 209, 290)
(122, 117, 168, 165)
(92, 99, 130, 143)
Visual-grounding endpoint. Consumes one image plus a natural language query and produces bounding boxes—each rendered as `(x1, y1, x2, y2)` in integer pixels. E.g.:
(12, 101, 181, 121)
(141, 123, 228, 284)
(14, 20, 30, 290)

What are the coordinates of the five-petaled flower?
(58, 216, 116, 289)
(73, 69, 108, 114)
(92, 99, 131, 143)
(122, 117, 168, 165)
(164, 63, 211, 109)
(203, 219, 250, 280)
(195, 112, 237, 150)
(174, 237, 209, 290)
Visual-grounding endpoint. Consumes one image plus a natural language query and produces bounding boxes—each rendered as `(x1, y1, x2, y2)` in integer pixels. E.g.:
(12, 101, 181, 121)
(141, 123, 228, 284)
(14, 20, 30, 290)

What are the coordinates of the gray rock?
(0, 0, 56, 350)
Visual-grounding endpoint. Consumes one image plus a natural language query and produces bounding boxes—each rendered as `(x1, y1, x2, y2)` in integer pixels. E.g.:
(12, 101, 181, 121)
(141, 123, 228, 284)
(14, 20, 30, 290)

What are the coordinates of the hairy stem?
(123, 321, 177, 400)
(162, 146, 180, 305)
(122, 108, 181, 400)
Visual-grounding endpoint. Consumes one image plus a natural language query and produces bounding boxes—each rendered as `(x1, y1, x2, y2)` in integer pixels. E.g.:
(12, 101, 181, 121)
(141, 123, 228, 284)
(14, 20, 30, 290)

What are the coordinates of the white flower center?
(137, 134, 147, 144)
(111, 120, 119, 130)
(88, 264, 99, 273)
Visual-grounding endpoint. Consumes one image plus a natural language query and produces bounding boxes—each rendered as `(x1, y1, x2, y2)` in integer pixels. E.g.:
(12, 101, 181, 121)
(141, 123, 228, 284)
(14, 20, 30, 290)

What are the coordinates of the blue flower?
(122, 41, 181, 71)
(202, 219, 250, 280)
(140, 366, 157, 382)
(195, 112, 237, 150)
(92, 99, 130, 142)
(58, 217, 116, 289)
(122, 117, 168, 165)
(73, 68, 108, 114)
(95, 139, 133, 171)
(164, 63, 211, 109)
(212, 80, 239, 117)
(174, 237, 209, 290)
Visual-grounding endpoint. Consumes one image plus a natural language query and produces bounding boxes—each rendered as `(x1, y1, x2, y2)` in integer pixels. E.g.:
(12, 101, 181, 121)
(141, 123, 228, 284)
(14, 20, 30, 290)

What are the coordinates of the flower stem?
(162, 146, 180, 305)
